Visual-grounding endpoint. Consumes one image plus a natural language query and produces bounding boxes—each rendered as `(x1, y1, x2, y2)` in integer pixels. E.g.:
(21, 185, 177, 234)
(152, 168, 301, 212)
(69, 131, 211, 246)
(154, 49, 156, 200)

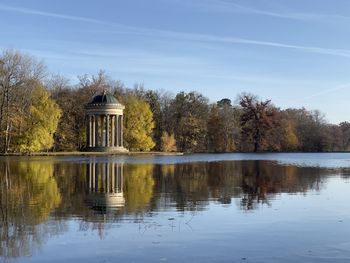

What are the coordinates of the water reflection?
(239, 160, 323, 210)
(0, 157, 347, 260)
(85, 161, 125, 213)
(0, 161, 62, 259)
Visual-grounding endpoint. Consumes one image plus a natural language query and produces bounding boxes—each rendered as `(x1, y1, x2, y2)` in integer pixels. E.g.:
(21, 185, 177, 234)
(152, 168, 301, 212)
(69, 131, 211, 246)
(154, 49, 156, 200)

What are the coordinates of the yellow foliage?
(1, 160, 61, 225)
(283, 121, 299, 151)
(124, 96, 155, 151)
(0, 160, 61, 258)
(16, 85, 61, 152)
(160, 131, 177, 152)
(18, 162, 61, 224)
(123, 164, 155, 212)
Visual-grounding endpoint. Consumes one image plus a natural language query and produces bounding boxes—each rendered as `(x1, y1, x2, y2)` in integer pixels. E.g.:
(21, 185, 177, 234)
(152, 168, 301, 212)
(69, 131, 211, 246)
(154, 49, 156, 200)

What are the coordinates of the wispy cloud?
(301, 83, 350, 101)
(0, 4, 131, 28)
(185, 0, 350, 22)
(74, 27, 350, 59)
(2, 4, 350, 59)
(200, 0, 307, 20)
(189, 35, 350, 58)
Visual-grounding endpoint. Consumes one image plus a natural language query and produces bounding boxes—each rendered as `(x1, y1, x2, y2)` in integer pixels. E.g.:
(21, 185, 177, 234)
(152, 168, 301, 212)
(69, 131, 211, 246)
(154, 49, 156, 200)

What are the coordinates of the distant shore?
(1, 151, 350, 157)
(0, 151, 184, 157)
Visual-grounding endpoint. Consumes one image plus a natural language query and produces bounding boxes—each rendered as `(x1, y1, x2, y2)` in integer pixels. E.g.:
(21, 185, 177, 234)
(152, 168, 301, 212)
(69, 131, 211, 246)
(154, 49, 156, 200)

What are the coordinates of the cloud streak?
(2, 4, 350, 59)
(0, 5, 130, 28)
(203, 0, 307, 20)
(301, 83, 350, 101)
(188, 0, 350, 22)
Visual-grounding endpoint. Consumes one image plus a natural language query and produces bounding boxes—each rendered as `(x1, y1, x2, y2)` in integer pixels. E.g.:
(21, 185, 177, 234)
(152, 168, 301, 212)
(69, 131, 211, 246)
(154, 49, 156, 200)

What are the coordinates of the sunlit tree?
(239, 94, 279, 152)
(15, 83, 61, 152)
(124, 95, 155, 151)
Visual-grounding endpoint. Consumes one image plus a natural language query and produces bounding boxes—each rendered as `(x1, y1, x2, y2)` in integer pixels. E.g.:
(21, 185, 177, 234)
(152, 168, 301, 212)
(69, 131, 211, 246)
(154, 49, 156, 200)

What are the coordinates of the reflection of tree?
(153, 162, 243, 211)
(240, 161, 323, 210)
(153, 161, 326, 212)
(52, 160, 327, 222)
(55, 160, 330, 217)
(154, 163, 209, 211)
(123, 164, 155, 213)
(241, 161, 272, 210)
(0, 160, 61, 259)
(207, 162, 242, 204)
(173, 163, 209, 211)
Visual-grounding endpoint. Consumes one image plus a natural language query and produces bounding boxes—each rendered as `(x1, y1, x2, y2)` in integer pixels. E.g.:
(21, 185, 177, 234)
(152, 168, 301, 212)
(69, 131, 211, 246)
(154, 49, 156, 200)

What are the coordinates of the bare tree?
(0, 49, 46, 152)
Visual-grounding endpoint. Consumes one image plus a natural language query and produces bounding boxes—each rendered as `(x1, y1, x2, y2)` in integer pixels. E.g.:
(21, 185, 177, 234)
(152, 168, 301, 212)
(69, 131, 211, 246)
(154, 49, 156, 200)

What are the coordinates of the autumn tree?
(47, 75, 77, 151)
(207, 105, 224, 152)
(285, 109, 331, 152)
(239, 94, 279, 152)
(281, 119, 300, 151)
(168, 91, 209, 152)
(123, 95, 155, 151)
(340, 122, 350, 151)
(127, 86, 164, 150)
(0, 49, 46, 152)
(142, 90, 163, 150)
(207, 99, 241, 152)
(14, 83, 61, 152)
(327, 124, 343, 151)
(160, 131, 177, 152)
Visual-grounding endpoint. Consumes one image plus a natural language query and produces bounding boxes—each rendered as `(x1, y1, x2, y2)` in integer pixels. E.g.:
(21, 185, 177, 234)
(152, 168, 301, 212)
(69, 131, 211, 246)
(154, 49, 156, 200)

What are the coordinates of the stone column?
(88, 161, 92, 190)
(106, 114, 110, 147)
(116, 114, 119, 147)
(87, 115, 90, 147)
(105, 163, 109, 192)
(92, 115, 95, 147)
(120, 115, 123, 147)
(111, 163, 115, 193)
(111, 115, 115, 147)
(120, 163, 123, 192)
(102, 163, 106, 191)
(90, 116, 93, 147)
(95, 163, 99, 192)
(100, 115, 106, 147)
(93, 162, 97, 191)
(95, 115, 99, 147)
(116, 163, 120, 192)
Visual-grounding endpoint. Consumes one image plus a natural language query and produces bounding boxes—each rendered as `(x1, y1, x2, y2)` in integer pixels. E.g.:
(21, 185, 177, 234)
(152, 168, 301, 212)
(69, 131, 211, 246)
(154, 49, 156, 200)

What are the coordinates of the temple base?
(83, 146, 129, 153)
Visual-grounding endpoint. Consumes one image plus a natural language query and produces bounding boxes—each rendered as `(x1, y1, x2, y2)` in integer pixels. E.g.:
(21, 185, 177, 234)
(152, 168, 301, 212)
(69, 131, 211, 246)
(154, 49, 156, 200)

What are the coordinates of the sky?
(0, 0, 350, 124)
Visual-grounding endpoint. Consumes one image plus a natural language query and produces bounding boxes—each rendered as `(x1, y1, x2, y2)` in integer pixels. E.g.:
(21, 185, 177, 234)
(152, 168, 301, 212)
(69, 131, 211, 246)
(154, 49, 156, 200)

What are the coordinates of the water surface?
(1, 153, 350, 262)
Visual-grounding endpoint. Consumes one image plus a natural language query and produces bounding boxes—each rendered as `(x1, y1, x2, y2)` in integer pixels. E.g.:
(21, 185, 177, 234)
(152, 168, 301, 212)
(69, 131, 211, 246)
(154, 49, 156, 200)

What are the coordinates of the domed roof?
(88, 91, 120, 105)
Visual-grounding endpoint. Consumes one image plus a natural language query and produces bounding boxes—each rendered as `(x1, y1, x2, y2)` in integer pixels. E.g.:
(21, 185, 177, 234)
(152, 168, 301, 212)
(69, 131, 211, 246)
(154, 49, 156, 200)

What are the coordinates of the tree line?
(0, 48, 349, 153)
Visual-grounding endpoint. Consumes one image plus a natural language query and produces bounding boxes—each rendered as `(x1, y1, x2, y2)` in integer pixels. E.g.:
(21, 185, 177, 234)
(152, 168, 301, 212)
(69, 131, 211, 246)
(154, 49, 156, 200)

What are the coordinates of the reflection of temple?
(85, 161, 125, 213)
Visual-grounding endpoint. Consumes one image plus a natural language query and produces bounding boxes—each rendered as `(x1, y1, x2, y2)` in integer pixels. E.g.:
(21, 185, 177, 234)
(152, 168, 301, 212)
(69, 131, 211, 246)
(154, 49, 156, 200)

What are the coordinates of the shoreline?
(0, 151, 184, 157)
(0, 151, 349, 157)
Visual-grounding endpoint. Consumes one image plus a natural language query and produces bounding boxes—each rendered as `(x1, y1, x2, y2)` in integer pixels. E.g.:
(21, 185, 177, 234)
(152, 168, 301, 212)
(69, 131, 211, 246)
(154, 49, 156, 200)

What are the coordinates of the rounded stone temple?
(84, 91, 128, 152)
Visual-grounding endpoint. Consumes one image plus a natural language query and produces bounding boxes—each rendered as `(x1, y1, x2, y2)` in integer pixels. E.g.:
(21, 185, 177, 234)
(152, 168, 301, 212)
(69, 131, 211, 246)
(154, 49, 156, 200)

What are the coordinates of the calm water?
(1, 153, 350, 263)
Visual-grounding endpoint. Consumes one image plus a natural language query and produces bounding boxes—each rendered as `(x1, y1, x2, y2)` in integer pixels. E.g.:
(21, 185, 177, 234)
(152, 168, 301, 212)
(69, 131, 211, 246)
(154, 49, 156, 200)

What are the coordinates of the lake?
(1, 153, 350, 262)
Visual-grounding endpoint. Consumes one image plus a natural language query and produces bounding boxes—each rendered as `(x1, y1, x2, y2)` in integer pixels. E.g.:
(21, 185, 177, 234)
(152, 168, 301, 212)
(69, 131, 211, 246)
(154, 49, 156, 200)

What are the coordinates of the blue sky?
(1, 0, 350, 123)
